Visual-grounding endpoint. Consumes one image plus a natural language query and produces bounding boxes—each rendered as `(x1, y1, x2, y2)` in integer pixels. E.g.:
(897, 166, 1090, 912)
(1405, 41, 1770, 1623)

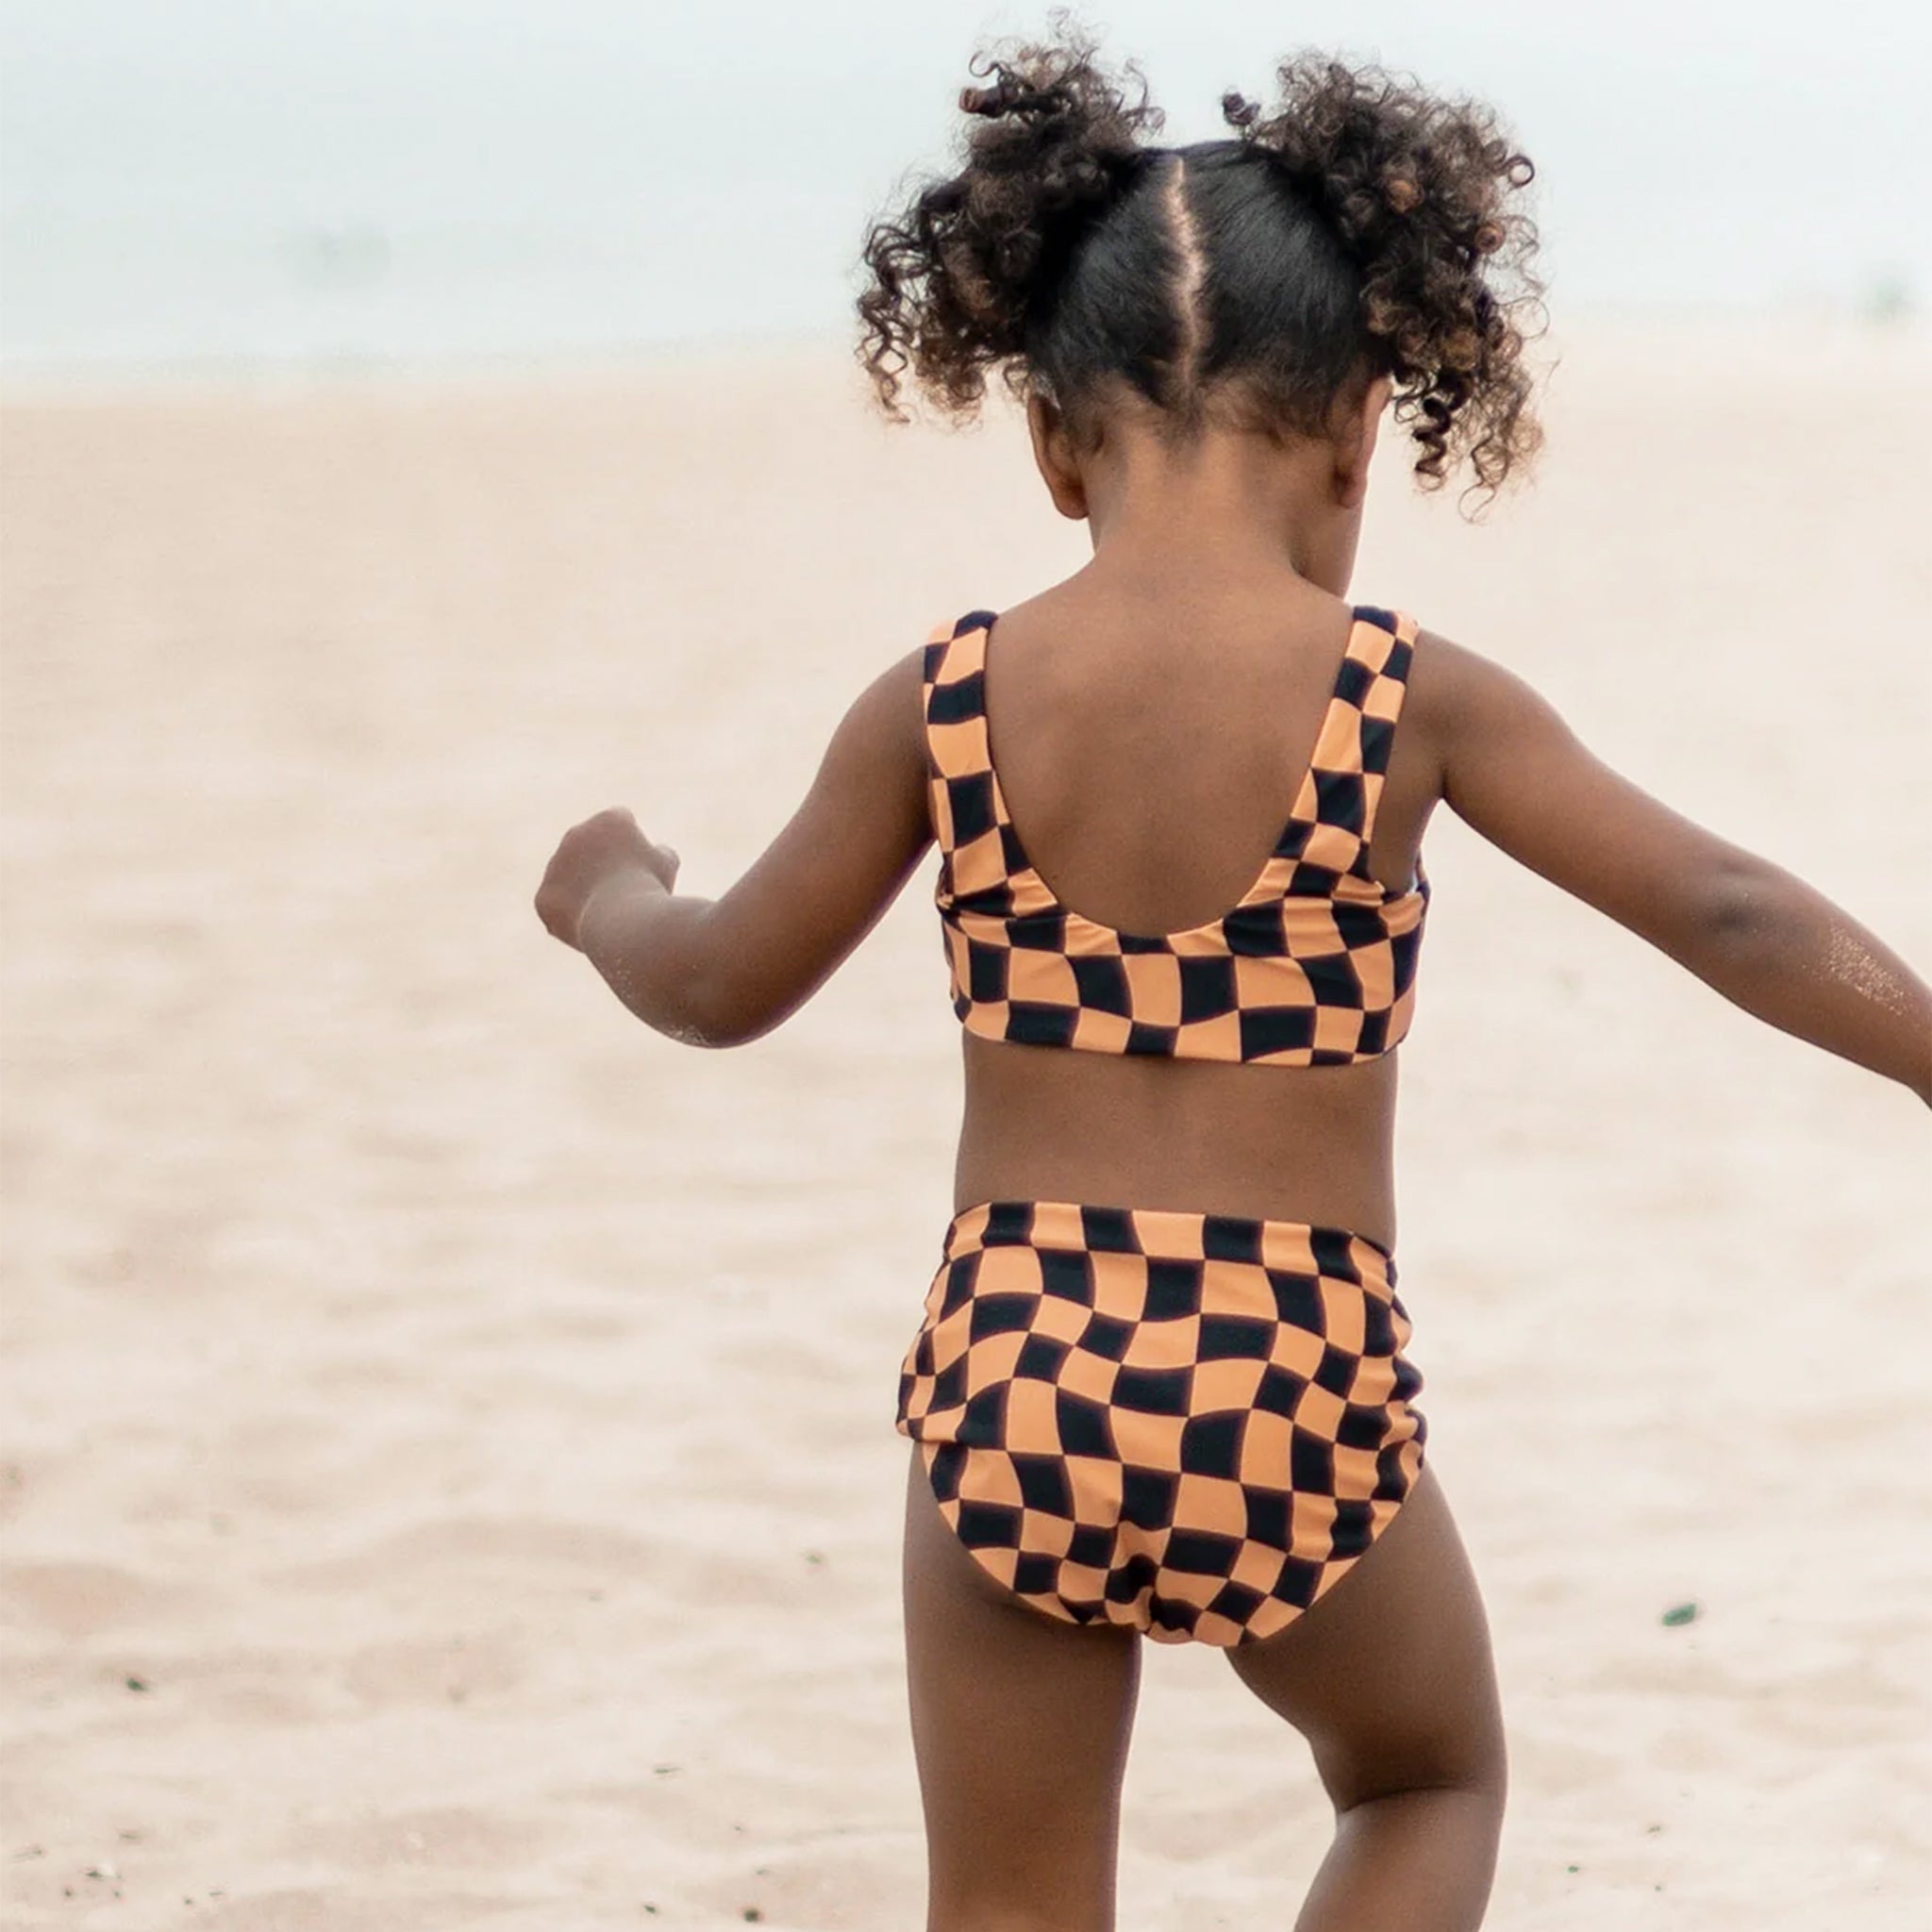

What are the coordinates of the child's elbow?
(1667, 852, 1800, 977)
(655, 1007, 754, 1050)
(643, 978, 761, 1050)
(658, 967, 791, 1050)
(601, 908, 782, 1049)
(1696, 855, 1785, 949)
(676, 1006, 775, 1050)
(619, 900, 823, 1048)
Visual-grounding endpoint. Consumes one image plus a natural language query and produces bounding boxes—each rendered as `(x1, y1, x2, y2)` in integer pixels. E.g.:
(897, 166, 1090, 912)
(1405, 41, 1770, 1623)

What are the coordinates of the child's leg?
(901, 1447, 1142, 1932)
(1226, 1466, 1507, 1932)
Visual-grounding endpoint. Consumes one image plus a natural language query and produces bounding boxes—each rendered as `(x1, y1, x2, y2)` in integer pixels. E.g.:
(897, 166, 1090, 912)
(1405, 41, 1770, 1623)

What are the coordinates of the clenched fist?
(533, 807, 679, 950)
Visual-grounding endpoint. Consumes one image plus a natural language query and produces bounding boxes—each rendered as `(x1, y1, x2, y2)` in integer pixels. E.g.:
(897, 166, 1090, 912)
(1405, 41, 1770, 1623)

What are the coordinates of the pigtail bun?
(858, 27, 1162, 421)
(1222, 58, 1545, 499)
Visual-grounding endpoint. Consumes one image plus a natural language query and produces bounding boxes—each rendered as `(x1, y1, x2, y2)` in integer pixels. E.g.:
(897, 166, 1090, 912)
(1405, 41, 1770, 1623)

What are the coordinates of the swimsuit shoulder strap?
(1286, 606, 1420, 872)
(1340, 605, 1421, 862)
(1342, 604, 1417, 756)
(921, 610, 1001, 865)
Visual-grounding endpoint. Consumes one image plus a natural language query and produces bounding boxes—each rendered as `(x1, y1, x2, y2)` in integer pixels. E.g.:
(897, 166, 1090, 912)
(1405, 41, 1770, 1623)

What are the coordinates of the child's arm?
(534, 648, 933, 1046)
(1413, 633, 1932, 1105)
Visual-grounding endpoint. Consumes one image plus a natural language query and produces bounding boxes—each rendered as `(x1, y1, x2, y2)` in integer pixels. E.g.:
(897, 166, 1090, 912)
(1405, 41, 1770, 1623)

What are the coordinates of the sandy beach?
(3, 320, 1929, 1928)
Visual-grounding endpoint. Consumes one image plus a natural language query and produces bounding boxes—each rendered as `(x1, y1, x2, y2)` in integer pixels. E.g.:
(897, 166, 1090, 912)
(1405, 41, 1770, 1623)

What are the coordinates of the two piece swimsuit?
(895, 605, 1433, 1647)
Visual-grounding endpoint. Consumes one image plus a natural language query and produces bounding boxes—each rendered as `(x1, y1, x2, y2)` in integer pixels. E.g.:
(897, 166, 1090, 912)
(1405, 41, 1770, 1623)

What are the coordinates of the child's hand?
(534, 807, 680, 952)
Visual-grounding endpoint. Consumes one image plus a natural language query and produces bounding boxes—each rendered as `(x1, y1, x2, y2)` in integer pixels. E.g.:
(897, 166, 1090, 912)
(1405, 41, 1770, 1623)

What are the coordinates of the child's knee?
(1321, 1719, 1507, 1817)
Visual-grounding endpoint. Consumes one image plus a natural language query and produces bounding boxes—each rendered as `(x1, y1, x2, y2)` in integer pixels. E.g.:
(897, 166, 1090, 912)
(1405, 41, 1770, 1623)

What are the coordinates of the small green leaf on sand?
(1661, 1602, 1700, 1627)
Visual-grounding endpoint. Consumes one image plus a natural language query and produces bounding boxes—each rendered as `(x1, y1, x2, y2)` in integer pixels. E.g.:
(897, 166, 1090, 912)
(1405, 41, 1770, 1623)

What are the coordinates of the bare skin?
(535, 376, 1932, 1930)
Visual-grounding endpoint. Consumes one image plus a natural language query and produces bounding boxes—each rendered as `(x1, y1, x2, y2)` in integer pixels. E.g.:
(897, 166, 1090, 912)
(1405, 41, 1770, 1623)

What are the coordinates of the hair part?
(857, 20, 1546, 510)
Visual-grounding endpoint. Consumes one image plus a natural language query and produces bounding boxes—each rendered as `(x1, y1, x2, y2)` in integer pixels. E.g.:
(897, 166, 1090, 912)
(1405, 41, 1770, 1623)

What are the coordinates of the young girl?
(534, 31, 1932, 1932)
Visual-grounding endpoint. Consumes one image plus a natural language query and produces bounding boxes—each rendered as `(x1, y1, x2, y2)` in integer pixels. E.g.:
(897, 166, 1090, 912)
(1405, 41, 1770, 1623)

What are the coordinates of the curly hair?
(857, 23, 1545, 509)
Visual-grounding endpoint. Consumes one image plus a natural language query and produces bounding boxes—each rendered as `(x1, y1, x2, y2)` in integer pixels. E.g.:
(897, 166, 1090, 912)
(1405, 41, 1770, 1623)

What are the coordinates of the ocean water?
(1, 0, 1926, 375)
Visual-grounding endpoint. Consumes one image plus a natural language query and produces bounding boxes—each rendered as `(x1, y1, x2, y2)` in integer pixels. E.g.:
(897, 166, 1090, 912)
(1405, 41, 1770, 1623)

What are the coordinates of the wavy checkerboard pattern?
(897, 1200, 1427, 1647)
(923, 605, 1430, 1064)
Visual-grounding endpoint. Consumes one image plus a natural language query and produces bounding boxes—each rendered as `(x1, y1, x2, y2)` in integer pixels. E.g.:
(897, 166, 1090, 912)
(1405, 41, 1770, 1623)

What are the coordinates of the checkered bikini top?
(922, 604, 1430, 1065)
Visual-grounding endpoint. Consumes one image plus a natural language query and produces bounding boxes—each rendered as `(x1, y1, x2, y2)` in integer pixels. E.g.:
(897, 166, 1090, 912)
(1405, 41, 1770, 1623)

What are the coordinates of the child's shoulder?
(1403, 625, 1527, 741)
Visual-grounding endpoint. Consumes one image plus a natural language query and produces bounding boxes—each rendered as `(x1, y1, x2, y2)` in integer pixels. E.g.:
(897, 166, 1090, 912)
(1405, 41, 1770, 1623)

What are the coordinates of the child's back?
(945, 523, 1425, 1247)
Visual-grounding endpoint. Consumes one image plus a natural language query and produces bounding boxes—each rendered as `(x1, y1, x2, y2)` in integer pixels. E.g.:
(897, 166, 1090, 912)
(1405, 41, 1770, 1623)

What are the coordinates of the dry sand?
(3, 321, 1929, 1929)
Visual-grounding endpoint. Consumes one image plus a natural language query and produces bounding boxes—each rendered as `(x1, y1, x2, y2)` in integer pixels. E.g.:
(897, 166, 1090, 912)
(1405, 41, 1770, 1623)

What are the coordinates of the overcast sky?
(3, 1, 1925, 367)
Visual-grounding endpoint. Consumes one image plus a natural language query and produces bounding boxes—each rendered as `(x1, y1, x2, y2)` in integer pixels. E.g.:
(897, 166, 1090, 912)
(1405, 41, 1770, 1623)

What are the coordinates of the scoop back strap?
(923, 605, 1430, 1065)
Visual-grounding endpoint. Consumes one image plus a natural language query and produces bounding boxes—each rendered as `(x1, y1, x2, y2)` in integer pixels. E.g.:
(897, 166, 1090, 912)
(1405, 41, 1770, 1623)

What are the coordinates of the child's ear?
(1336, 373, 1395, 511)
(1026, 392, 1089, 522)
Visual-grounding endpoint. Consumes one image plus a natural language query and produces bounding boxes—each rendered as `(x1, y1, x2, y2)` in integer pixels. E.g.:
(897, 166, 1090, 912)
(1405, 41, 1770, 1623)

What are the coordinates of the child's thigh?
(1226, 1466, 1506, 1807)
(900, 1447, 1141, 1920)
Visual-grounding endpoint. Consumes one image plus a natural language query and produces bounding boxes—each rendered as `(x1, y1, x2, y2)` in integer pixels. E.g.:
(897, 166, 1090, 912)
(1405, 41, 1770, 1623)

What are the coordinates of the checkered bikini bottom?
(896, 1199, 1426, 1647)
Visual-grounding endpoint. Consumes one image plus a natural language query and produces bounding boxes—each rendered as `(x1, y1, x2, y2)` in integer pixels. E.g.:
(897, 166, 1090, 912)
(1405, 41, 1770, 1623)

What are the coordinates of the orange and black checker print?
(897, 1199, 1427, 1647)
(920, 604, 1431, 1066)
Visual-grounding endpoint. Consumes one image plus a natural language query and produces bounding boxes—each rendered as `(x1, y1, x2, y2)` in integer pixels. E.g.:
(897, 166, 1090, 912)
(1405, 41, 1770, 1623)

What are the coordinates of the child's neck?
(1076, 422, 1363, 599)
